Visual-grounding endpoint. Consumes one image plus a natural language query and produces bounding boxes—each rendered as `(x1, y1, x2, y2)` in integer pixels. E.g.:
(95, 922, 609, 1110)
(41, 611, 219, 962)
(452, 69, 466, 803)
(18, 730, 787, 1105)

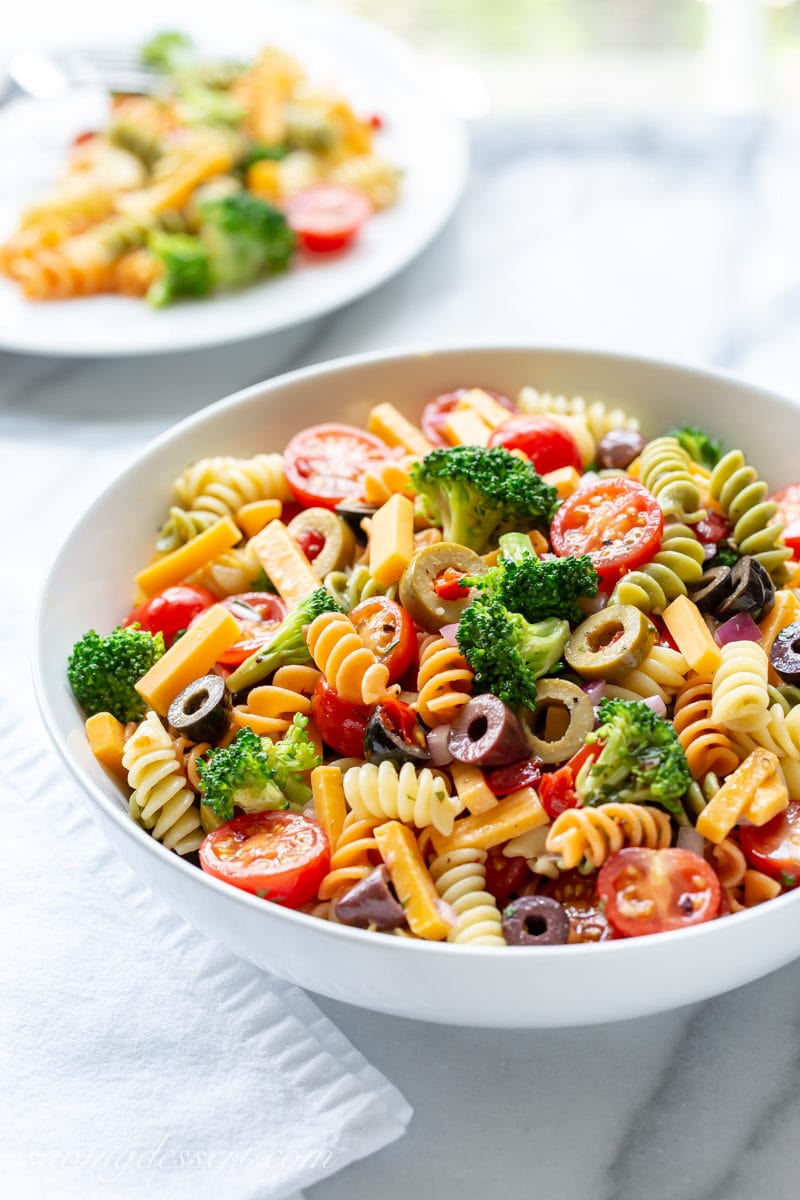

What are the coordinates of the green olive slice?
(523, 680, 594, 764)
(287, 508, 355, 579)
(565, 604, 656, 681)
(398, 542, 487, 632)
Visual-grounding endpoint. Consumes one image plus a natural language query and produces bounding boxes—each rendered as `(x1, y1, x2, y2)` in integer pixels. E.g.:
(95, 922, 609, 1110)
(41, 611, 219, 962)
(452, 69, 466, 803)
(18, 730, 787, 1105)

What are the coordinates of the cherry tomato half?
(312, 677, 371, 757)
(597, 847, 721, 938)
(538, 743, 599, 819)
(283, 422, 391, 509)
(538, 870, 617, 943)
(200, 811, 329, 907)
(217, 593, 287, 668)
(286, 184, 372, 253)
(125, 584, 216, 648)
(420, 388, 515, 447)
(550, 477, 664, 588)
(349, 596, 416, 683)
(694, 512, 733, 546)
(771, 483, 800, 559)
(485, 759, 542, 798)
(740, 801, 800, 885)
(484, 850, 531, 908)
(489, 414, 582, 474)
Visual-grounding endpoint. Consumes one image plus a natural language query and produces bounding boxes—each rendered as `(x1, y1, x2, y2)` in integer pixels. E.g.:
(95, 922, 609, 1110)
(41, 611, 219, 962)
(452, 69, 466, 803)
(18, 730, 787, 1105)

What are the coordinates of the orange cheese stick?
(373, 821, 451, 940)
(250, 520, 319, 608)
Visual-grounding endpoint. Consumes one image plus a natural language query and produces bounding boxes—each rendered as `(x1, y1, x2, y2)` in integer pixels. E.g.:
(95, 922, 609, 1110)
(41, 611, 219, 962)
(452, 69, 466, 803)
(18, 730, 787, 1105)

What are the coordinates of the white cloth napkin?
(0, 598, 411, 1200)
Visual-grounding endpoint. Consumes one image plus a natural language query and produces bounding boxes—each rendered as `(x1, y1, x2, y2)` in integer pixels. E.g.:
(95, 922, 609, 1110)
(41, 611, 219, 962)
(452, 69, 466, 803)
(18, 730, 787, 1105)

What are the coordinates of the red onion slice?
(426, 725, 453, 766)
(641, 694, 668, 717)
(583, 681, 606, 706)
(676, 826, 705, 857)
(439, 622, 460, 647)
(715, 612, 762, 645)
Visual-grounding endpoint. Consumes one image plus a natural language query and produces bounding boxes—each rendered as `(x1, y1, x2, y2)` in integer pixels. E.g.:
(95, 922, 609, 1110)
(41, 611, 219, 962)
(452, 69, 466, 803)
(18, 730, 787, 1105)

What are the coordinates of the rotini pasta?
(607, 644, 690, 705)
(317, 810, 382, 902)
(429, 849, 505, 945)
(323, 564, 396, 612)
(610, 522, 705, 612)
(306, 610, 390, 705)
(159, 453, 290, 551)
(122, 712, 204, 854)
(343, 761, 462, 837)
(545, 804, 672, 870)
(415, 635, 473, 726)
(711, 641, 770, 733)
(517, 386, 640, 441)
(710, 449, 792, 580)
(638, 437, 705, 524)
(673, 674, 742, 780)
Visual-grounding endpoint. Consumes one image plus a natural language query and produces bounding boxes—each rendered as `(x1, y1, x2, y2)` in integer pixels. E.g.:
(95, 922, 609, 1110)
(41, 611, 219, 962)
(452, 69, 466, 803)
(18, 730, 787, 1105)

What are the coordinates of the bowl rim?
(33, 342, 800, 957)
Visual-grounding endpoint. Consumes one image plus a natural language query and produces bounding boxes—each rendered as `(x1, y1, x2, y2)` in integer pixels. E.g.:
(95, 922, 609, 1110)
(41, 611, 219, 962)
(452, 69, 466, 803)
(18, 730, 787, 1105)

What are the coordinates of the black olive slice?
(447, 695, 530, 766)
(771, 621, 800, 685)
(716, 556, 775, 623)
(596, 429, 647, 471)
(334, 865, 408, 930)
(364, 703, 431, 767)
(167, 674, 231, 744)
(335, 500, 378, 540)
(690, 566, 732, 614)
(502, 896, 570, 946)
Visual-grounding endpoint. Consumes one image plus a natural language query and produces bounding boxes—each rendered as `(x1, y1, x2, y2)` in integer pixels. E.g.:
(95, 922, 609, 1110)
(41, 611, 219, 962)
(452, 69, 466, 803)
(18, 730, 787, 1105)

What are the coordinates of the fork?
(2, 46, 159, 107)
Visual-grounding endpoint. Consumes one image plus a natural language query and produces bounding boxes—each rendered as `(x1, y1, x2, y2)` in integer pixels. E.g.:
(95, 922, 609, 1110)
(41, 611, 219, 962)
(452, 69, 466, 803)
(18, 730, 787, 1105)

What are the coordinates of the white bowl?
(34, 347, 800, 1027)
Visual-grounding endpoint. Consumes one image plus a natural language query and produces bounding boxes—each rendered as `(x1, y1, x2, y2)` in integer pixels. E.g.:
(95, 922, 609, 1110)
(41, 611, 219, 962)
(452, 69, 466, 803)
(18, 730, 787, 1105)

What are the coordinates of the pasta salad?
(0, 32, 400, 306)
(67, 385, 800, 945)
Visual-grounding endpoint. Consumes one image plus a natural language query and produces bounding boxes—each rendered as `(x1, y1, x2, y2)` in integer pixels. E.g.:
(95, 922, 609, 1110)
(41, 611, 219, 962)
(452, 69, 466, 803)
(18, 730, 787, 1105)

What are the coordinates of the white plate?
(33, 346, 800, 1027)
(0, 2, 466, 357)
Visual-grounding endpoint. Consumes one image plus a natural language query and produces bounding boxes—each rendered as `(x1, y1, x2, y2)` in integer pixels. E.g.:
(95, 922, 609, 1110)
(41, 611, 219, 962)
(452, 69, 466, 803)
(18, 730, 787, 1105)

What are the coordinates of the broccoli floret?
(457, 595, 569, 710)
(238, 143, 290, 171)
(197, 716, 320, 821)
(226, 587, 342, 693)
(177, 83, 245, 126)
(410, 446, 559, 556)
(199, 192, 295, 288)
(463, 531, 599, 624)
(147, 232, 212, 307)
(707, 543, 739, 569)
(141, 31, 193, 74)
(668, 424, 724, 470)
(68, 625, 164, 723)
(578, 697, 692, 820)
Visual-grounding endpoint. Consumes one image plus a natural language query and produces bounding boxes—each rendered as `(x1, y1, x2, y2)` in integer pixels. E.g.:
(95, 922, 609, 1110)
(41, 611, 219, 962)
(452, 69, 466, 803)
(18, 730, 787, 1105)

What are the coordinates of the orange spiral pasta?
(711, 838, 747, 889)
(673, 674, 742, 781)
(232, 666, 321, 737)
(317, 810, 382, 902)
(415, 634, 473, 727)
(13, 235, 117, 300)
(545, 803, 672, 869)
(362, 456, 417, 505)
(306, 610, 390, 705)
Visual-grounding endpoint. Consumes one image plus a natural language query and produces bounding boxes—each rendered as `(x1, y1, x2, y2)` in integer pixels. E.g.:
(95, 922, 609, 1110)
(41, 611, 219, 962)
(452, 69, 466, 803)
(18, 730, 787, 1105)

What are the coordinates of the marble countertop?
(4, 113, 800, 1200)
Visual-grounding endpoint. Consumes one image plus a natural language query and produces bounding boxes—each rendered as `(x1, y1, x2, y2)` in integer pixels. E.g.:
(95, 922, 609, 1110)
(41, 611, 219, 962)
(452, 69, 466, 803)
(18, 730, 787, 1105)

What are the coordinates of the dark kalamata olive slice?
(335, 500, 378, 540)
(596, 429, 647, 471)
(690, 566, 732, 614)
(364, 700, 431, 767)
(334, 865, 408, 930)
(167, 674, 231, 744)
(771, 621, 800, 685)
(501, 896, 571, 946)
(447, 695, 531, 766)
(716, 556, 775, 623)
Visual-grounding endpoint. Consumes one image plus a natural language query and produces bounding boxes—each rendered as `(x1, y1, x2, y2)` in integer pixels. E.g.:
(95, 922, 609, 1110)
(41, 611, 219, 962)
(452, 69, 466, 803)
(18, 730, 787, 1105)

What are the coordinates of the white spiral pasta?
(343, 760, 462, 837)
(429, 849, 505, 945)
(711, 640, 770, 733)
(330, 153, 402, 209)
(122, 712, 204, 855)
(158, 453, 291, 550)
(191, 544, 264, 598)
(517, 386, 639, 441)
(730, 702, 800, 799)
(607, 644, 691, 705)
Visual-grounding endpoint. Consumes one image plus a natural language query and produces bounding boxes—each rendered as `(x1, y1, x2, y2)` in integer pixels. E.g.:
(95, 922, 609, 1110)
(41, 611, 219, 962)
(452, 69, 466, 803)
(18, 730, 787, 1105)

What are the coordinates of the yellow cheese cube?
(85, 712, 128, 782)
(369, 493, 415, 586)
(250, 520, 319, 608)
(135, 516, 241, 598)
(759, 590, 800, 655)
(367, 402, 433, 458)
(373, 821, 451, 940)
(696, 748, 781, 843)
(236, 499, 283, 539)
(449, 762, 499, 816)
(456, 388, 511, 430)
(442, 408, 492, 447)
(135, 604, 242, 715)
(431, 786, 548, 857)
(662, 595, 722, 674)
(542, 466, 581, 500)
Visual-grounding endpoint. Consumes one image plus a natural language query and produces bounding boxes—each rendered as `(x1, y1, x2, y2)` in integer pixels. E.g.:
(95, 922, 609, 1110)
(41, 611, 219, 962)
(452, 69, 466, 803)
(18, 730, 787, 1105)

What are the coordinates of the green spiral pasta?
(639, 436, 705, 524)
(156, 505, 218, 552)
(709, 449, 791, 581)
(323, 564, 396, 612)
(610, 522, 705, 613)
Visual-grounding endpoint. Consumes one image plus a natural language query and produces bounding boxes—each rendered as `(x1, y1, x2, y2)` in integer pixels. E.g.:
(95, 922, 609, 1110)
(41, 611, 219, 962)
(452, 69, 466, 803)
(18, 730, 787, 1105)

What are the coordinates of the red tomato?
(550, 478, 664, 588)
(740, 801, 800, 885)
(125, 584, 216, 648)
(286, 184, 371, 253)
(72, 129, 98, 146)
(695, 512, 733, 545)
(217, 593, 288, 668)
(294, 529, 325, 561)
(283, 423, 391, 509)
(312, 677, 371, 757)
(199, 812, 329, 907)
(349, 596, 416, 683)
(489, 414, 582, 474)
(485, 759, 542, 797)
(484, 850, 530, 908)
(538, 870, 618, 943)
(368, 113, 384, 130)
(598, 847, 721, 938)
(538, 743, 599, 819)
(433, 566, 471, 602)
(420, 388, 515, 447)
(771, 483, 800, 559)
